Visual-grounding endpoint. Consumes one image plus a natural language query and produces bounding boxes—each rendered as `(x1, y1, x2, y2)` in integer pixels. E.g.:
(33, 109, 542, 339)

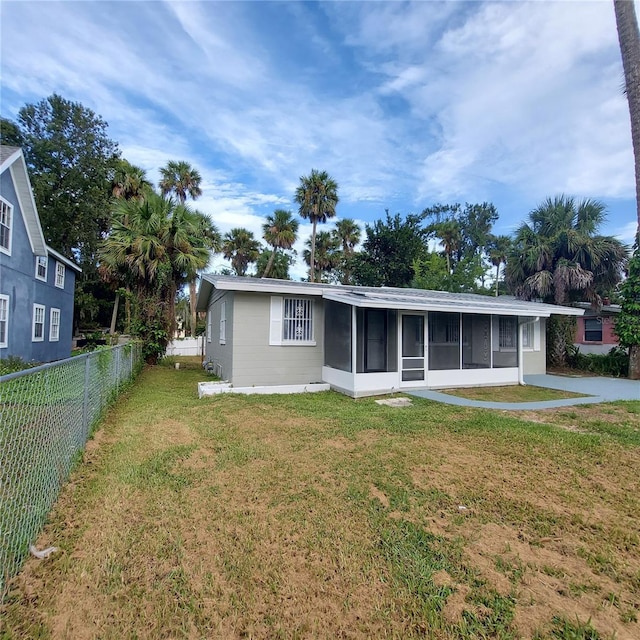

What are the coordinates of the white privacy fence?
(165, 336, 205, 357)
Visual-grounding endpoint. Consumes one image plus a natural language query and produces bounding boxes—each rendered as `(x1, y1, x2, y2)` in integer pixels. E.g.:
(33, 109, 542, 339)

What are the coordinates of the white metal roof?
(198, 274, 583, 318)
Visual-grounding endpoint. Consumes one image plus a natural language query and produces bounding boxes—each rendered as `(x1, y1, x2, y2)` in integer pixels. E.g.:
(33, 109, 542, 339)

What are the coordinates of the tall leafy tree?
(332, 218, 361, 284)
(614, 247, 640, 379)
(0, 117, 24, 146)
(159, 160, 203, 203)
(351, 211, 427, 287)
(256, 250, 295, 280)
(295, 169, 339, 282)
(18, 94, 120, 260)
(222, 228, 260, 276)
(614, 0, 640, 238)
(100, 192, 212, 362)
(16, 94, 120, 329)
(261, 209, 299, 279)
(506, 195, 628, 365)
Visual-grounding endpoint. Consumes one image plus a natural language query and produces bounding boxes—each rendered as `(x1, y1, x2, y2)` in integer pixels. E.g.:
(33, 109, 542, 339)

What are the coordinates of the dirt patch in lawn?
(2, 370, 639, 640)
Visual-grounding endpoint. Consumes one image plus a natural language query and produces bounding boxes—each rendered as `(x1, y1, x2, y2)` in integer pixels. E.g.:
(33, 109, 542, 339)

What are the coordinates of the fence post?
(82, 353, 91, 439)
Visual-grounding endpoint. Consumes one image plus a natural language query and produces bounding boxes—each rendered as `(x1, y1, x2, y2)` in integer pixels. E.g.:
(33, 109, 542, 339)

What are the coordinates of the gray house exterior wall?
(230, 292, 324, 387)
(0, 150, 78, 363)
(205, 290, 234, 381)
(523, 318, 546, 375)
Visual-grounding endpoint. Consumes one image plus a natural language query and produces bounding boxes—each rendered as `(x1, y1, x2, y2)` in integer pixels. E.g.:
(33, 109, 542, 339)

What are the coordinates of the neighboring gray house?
(0, 146, 81, 364)
(197, 275, 583, 397)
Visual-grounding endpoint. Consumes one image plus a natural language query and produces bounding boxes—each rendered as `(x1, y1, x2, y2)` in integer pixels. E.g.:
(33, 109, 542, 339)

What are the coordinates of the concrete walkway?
(408, 374, 639, 411)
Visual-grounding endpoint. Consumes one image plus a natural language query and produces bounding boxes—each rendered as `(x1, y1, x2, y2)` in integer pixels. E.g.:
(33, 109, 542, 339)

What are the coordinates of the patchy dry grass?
(441, 385, 588, 402)
(1, 366, 639, 639)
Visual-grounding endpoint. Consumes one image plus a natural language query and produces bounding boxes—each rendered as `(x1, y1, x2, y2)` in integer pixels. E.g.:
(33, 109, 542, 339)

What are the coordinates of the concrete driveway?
(408, 374, 639, 411)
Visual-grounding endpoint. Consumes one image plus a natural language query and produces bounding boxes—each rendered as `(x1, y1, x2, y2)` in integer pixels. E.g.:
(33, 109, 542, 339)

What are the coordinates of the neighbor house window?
(49, 308, 60, 342)
(0, 197, 12, 254)
(584, 318, 602, 342)
(32, 304, 45, 342)
(35, 256, 48, 281)
(269, 296, 315, 345)
(0, 295, 8, 348)
(55, 261, 65, 288)
(219, 301, 226, 344)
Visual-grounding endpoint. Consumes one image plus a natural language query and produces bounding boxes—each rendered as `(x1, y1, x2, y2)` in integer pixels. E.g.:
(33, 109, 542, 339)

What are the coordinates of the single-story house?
(196, 275, 583, 398)
(574, 301, 621, 355)
(0, 145, 81, 364)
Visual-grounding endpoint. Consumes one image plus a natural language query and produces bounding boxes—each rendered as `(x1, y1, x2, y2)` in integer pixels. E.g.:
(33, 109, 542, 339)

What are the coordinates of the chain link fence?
(0, 342, 143, 599)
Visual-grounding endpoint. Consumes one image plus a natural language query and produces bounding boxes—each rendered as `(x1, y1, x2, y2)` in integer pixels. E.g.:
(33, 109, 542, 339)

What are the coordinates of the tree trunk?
(309, 219, 317, 283)
(189, 279, 197, 338)
(629, 344, 640, 379)
(262, 248, 277, 279)
(110, 291, 120, 335)
(495, 264, 500, 297)
(614, 0, 640, 237)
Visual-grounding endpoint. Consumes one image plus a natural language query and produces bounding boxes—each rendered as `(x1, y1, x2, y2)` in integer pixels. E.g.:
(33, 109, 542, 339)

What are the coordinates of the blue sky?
(1, 0, 637, 279)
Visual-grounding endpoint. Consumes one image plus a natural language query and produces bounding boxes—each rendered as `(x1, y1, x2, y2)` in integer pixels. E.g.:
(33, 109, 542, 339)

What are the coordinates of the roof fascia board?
(0, 147, 22, 173)
(47, 246, 82, 272)
(7, 153, 47, 255)
(323, 292, 582, 317)
(213, 278, 325, 296)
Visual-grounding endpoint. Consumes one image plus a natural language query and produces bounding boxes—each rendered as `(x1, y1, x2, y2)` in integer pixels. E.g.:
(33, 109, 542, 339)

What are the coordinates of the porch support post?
(518, 320, 526, 385)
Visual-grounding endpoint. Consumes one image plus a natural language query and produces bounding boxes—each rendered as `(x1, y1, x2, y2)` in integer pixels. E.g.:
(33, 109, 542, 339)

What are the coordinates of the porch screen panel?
(462, 314, 491, 369)
(428, 312, 460, 370)
(324, 300, 352, 372)
(492, 316, 518, 368)
(355, 308, 397, 373)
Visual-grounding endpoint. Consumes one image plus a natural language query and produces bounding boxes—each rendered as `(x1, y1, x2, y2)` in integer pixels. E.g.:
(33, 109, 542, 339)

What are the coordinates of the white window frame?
(0, 294, 9, 348)
(522, 320, 541, 351)
(55, 261, 65, 289)
(207, 310, 212, 343)
(35, 255, 48, 281)
(32, 303, 45, 342)
(49, 307, 60, 342)
(269, 296, 315, 346)
(0, 196, 12, 255)
(219, 301, 226, 345)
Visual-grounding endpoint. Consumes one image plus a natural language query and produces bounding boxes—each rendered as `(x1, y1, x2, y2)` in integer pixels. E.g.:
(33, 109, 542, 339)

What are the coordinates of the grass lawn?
(441, 385, 589, 403)
(1, 362, 639, 639)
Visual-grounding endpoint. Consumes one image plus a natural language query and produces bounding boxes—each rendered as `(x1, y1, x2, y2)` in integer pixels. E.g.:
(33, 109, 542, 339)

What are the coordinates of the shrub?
(567, 346, 629, 377)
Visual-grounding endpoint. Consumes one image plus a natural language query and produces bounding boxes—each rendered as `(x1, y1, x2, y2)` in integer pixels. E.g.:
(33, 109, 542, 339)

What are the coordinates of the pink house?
(574, 301, 621, 355)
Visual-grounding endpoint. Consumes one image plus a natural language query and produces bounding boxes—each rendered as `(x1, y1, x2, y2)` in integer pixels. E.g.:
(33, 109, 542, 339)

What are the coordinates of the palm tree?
(222, 228, 261, 276)
(433, 220, 461, 275)
(107, 160, 152, 334)
(261, 209, 299, 278)
(294, 169, 339, 282)
(505, 195, 628, 366)
(332, 218, 361, 284)
(159, 160, 209, 336)
(100, 192, 212, 362)
(614, 0, 640, 240)
(159, 160, 203, 203)
(111, 159, 151, 202)
(186, 211, 221, 336)
(303, 231, 340, 283)
(487, 234, 512, 297)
